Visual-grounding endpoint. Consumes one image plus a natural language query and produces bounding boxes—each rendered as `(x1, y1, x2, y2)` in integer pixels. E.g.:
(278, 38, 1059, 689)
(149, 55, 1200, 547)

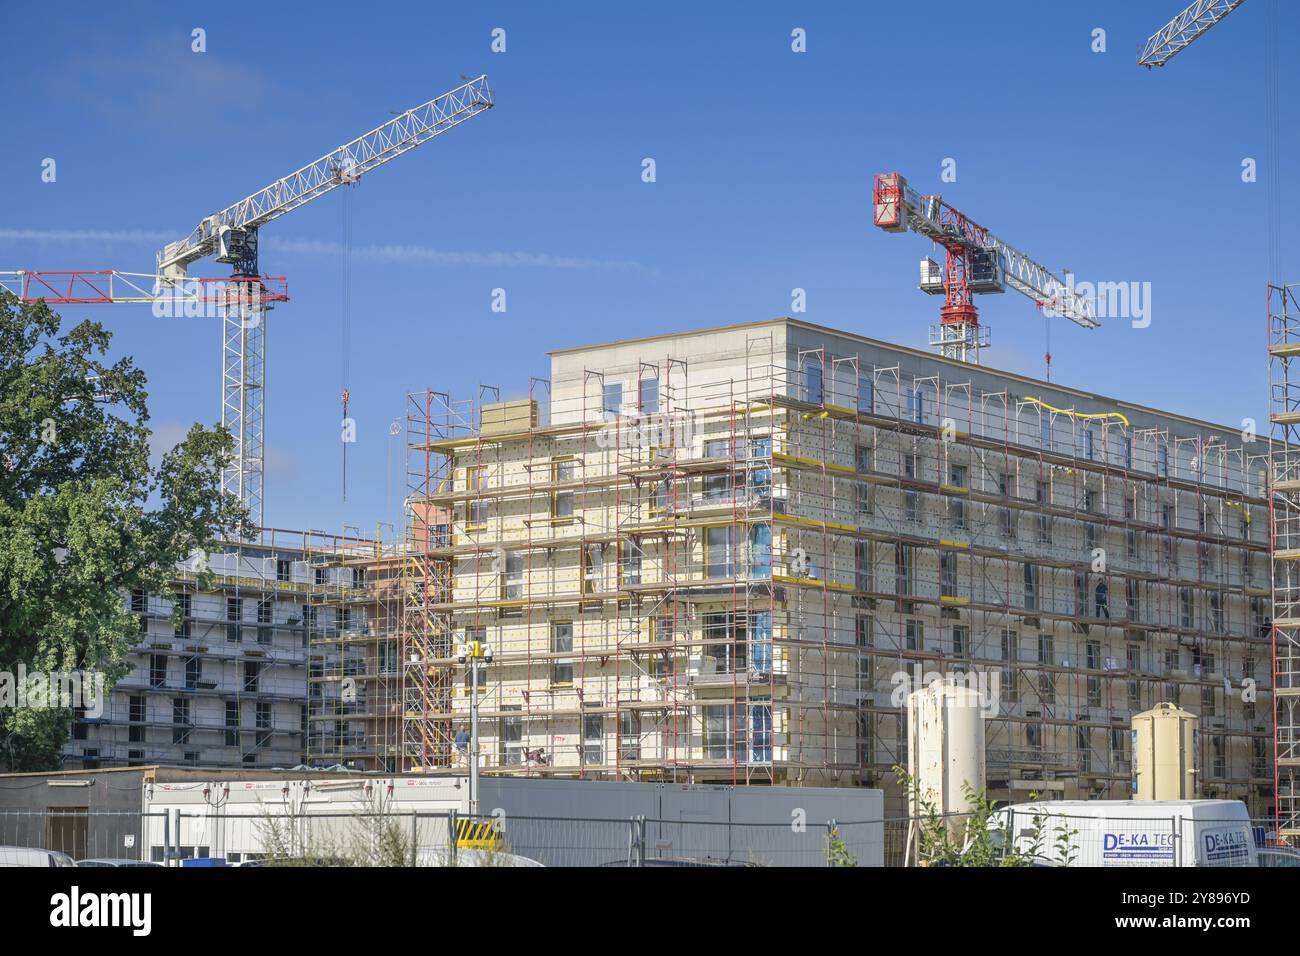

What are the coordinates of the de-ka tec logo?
(49, 887, 151, 937)
(1103, 830, 1175, 861)
(1203, 829, 1250, 864)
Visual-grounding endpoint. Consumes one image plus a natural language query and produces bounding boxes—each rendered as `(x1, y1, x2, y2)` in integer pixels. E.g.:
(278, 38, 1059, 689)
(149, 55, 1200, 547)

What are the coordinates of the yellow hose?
(1024, 397, 1129, 428)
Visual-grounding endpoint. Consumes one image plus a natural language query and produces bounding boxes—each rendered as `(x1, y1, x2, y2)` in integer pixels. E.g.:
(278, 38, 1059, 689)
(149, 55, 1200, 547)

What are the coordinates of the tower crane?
(1137, 0, 1247, 68)
(1, 74, 494, 527)
(872, 172, 1098, 368)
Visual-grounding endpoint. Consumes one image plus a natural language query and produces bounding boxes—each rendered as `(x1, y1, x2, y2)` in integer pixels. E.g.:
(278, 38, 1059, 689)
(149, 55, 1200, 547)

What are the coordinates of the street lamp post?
(457, 637, 493, 813)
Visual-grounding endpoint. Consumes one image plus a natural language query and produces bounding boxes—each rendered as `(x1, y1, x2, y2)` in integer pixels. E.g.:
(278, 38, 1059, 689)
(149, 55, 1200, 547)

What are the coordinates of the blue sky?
(1, 0, 1295, 536)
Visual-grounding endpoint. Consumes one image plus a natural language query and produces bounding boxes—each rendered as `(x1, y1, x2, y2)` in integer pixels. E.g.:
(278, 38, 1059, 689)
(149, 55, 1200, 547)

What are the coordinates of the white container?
(906, 682, 985, 816)
(997, 799, 1255, 867)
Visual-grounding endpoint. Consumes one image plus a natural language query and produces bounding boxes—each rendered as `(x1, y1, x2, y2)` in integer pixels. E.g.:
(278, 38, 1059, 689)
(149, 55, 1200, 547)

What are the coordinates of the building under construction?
(395, 318, 1273, 815)
(65, 529, 396, 771)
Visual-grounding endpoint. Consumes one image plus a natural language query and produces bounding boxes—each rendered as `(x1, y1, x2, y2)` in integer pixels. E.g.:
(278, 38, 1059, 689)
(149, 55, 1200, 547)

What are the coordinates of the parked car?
(0, 846, 76, 867)
(1256, 848, 1300, 868)
(77, 858, 163, 867)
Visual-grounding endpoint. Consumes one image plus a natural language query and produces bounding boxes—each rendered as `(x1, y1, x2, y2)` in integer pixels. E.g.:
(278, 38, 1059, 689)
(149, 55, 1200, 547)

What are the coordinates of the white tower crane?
(2, 74, 494, 527)
(1137, 0, 1247, 68)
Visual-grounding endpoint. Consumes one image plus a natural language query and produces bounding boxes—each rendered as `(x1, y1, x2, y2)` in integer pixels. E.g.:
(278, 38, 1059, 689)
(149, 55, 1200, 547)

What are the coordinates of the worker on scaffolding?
(454, 726, 470, 766)
(1095, 577, 1110, 619)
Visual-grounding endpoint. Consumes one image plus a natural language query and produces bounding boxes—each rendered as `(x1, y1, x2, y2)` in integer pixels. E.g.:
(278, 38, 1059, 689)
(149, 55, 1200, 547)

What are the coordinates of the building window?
(857, 375, 874, 414)
(856, 615, 874, 685)
(909, 385, 926, 424)
(582, 543, 604, 593)
(857, 481, 875, 516)
(276, 559, 291, 582)
(185, 655, 201, 690)
(499, 706, 524, 766)
(225, 701, 240, 748)
(940, 551, 957, 598)
(617, 710, 641, 763)
(1001, 630, 1018, 703)
(498, 549, 524, 600)
(855, 541, 872, 592)
(749, 523, 772, 578)
(552, 458, 575, 518)
(855, 445, 873, 474)
(706, 526, 736, 579)
(620, 538, 643, 586)
(130, 589, 147, 613)
(750, 702, 773, 763)
(703, 705, 731, 759)
(172, 698, 191, 745)
(243, 661, 260, 693)
(602, 382, 623, 419)
(256, 702, 272, 749)
(905, 619, 923, 651)
(895, 542, 913, 595)
(551, 622, 574, 685)
(952, 624, 968, 658)
(802, 358, 823, 405)
(639, 377, 659, 415)
(227, 597, 243, 642)
(129, 695, 146, 744)
(1037, 633, 1054, 666)
(150, 654, 167, 688)
(257, 598, 274, 644)
(1023, 563, 1038, 611)
(582, 712, 604, 764)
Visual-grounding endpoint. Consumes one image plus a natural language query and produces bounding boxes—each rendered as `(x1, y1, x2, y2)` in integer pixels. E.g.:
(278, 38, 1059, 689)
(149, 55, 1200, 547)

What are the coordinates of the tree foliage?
(0, 291, 246, 768)
(894, 767, 1078, 867)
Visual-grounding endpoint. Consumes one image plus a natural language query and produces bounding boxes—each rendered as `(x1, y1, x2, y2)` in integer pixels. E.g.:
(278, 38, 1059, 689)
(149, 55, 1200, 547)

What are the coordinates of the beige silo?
(1131, 703, 1199, 800)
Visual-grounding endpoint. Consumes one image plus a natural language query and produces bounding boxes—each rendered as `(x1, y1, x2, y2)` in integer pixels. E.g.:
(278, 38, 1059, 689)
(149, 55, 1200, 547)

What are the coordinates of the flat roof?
(548, 316, 1250, 439)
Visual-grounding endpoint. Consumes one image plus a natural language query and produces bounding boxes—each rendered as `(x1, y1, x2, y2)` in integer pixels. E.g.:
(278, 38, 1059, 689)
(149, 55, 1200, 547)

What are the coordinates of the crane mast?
(872, 172, 1097, 365)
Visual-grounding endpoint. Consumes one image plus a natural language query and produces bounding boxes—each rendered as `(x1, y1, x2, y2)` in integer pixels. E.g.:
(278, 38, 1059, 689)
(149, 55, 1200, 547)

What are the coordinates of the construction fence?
(0, 808, 1280, 867)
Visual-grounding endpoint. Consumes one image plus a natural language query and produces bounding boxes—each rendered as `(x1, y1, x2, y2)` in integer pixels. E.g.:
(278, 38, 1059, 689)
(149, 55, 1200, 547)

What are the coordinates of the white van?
(0, 846, 76, 867)
(996, 799, 1256, 867)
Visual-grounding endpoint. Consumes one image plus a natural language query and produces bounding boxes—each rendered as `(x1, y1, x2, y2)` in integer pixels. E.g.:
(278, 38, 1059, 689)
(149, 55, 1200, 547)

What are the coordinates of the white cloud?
(0, 228, 170, 243)
(0, 229, 654, 275)
(264, 237, 656, 274)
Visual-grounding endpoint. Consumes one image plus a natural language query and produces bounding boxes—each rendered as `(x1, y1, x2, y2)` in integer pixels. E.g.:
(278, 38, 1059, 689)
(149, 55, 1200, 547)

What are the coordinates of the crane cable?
(341, 181, 353, 503)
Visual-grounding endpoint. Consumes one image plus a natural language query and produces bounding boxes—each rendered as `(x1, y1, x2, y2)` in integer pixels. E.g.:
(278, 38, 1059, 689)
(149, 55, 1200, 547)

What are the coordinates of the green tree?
(894, 767, 1077, 867)
(0, 291, 246, 769)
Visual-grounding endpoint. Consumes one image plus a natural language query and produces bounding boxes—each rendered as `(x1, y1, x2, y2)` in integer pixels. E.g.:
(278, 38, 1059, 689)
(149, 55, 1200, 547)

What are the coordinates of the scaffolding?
(1269, 283, 1300, 837)
(395, 325, 1272, 811)
(303, 528, 401, 771)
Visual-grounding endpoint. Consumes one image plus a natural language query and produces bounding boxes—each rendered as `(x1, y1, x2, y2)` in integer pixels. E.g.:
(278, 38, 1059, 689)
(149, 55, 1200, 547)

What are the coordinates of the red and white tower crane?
(1, 75, 493, 527)
(872, 172, 1099, 368)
